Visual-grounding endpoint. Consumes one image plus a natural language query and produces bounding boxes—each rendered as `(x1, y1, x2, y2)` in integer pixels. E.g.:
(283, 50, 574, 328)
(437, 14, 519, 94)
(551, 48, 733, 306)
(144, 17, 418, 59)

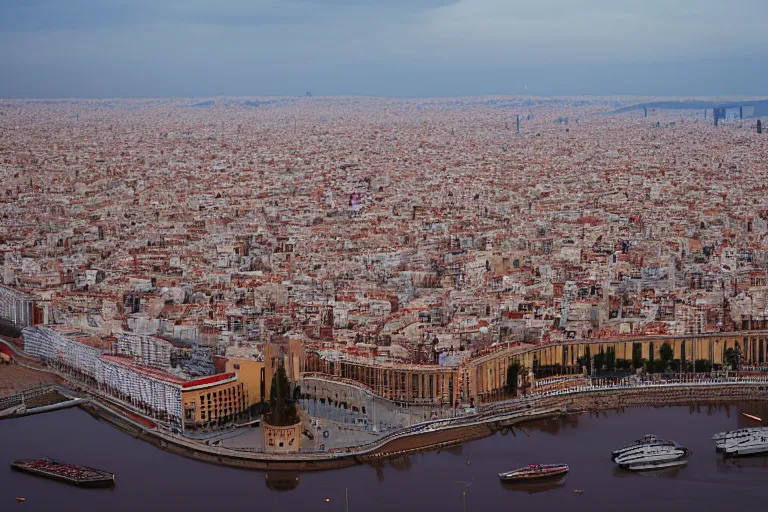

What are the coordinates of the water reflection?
(442, 444, 464, 456)
(367, 455, 414, 482)
(11, 403, 768, 512)
(517, 412, 583, 436)
(611, 466, 685, 479)
(716, 454, 768, 471)
(265, 471, 300, 492)
(500, 476, 567, 494)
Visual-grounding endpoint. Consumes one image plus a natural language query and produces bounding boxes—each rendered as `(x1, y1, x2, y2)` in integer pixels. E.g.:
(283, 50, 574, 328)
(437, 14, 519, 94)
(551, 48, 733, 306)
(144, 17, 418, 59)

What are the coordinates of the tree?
(506, 361, 521, 396)
(632, 343, 643, 369)
(268, 364, 299, 426)
(593, 352, 605, 372)
(695, 359, 713, 373)
(644, 360, 655, 374)
(659, 342, 674, 366)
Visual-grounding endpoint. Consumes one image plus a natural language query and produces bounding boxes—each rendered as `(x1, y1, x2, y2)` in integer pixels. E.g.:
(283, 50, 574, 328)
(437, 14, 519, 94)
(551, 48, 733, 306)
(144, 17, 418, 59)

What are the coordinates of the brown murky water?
(2, 402, 767, 511)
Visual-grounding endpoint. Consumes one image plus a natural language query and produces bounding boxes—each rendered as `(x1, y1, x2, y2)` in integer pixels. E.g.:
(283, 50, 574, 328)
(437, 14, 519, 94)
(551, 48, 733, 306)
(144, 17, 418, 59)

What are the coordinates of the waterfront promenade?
(4, 335, 768, 470)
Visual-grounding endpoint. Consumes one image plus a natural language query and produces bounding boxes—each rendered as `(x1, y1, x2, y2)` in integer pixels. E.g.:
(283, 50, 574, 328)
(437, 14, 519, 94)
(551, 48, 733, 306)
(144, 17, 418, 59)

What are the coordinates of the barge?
(11, 459, 115, 487)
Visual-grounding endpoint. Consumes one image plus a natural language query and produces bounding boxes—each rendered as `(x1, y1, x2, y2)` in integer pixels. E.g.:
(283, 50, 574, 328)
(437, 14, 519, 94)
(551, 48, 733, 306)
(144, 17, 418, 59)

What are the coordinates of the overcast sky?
(1, 0, 767, 98)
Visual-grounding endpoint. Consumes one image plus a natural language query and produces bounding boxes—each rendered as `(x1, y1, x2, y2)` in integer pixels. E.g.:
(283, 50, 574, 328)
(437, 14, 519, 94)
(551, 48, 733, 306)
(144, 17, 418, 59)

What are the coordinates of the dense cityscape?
(1, 95, 768, 510)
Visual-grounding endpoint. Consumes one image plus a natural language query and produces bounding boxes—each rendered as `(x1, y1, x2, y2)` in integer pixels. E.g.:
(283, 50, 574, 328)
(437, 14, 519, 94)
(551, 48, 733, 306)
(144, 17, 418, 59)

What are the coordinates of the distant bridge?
(613, 99, 768, 125)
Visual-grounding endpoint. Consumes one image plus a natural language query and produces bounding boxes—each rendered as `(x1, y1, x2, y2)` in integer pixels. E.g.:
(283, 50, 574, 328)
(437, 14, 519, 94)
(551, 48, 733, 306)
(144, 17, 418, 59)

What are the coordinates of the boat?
(613, 438, 689, 471)
(611, 434, 663, 461)
(498, 463, 569, 481)
(11, 459, 115, 487)
(712, 428, 768, 451)
(722, 431, 768, 457)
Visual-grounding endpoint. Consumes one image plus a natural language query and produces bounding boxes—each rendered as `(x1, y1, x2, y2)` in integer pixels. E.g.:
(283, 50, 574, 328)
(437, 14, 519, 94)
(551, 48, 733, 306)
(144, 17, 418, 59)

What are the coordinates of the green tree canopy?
(506, 361, 521, 396)
(659, 342, 674, 364)
(268, 364, 299, 426)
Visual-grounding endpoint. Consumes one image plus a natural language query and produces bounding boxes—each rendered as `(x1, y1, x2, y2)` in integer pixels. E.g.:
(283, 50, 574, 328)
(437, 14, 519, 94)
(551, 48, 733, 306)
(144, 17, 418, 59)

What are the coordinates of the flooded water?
(2, 403, 768, 511)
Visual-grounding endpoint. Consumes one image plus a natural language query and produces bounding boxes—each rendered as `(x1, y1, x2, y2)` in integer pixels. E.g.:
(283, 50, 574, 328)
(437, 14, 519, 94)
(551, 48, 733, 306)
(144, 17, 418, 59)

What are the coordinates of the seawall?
(81, 382, 768, 471)
(5, 335, 768, 471)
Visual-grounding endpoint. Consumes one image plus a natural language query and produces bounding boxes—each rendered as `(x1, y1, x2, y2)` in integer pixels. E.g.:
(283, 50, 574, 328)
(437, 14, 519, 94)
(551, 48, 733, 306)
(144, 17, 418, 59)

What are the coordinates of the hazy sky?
(1, 0, 767, 98)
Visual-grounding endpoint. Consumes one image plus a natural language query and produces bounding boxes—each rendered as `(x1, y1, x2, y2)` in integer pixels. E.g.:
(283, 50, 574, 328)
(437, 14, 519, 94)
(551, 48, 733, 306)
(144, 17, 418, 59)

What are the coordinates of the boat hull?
(724, 445, 768, 457)
(621, 459, 688, 471)
(498, 465, 569, 482)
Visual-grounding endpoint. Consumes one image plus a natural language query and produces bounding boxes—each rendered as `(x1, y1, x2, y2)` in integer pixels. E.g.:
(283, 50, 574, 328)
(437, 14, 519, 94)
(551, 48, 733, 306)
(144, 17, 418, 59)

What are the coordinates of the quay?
(4, 334, 768, 470)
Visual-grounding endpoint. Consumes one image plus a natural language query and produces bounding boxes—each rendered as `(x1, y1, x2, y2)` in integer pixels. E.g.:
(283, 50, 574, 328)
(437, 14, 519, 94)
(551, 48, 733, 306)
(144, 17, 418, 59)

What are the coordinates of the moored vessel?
(11, 459, 115, 487)
(712, 427, 768, 451)
(498, 463, 569, 481)
(722, 431, 768, 457)
(611, 434, 662, 461)
(613, 437, 689, 471)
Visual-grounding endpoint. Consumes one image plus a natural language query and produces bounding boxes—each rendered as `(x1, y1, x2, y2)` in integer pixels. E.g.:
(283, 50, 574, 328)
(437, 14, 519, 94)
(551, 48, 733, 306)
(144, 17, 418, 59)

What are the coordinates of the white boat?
(712, 428, 768, 451)
(712, 427, 768, 441)
(723, 432, 768, 457)
(613, 439, 689, 470)
(611, 434, 664, 461)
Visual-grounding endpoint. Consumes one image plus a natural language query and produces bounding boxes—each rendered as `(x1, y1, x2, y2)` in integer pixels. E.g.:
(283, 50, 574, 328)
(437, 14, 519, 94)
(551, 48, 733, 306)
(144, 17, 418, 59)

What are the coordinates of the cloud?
(0, 0, 766, 97)
(423, 0, 768, 62)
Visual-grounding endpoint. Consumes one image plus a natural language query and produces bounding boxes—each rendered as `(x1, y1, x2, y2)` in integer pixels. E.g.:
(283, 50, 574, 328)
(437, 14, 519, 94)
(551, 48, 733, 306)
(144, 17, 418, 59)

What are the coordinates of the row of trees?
(519, 341, 736, 381)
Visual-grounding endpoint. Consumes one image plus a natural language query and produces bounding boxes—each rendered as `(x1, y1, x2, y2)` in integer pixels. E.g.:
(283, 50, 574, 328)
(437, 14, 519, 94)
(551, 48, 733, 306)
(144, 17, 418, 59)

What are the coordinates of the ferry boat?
(612, 439, 689, 471)
(11, 459, 115, 487)
(498, 463, 569, 482)
(611, 434, 663, 461)
(712, 428, 768, 451)
(722, 431, 768, 457)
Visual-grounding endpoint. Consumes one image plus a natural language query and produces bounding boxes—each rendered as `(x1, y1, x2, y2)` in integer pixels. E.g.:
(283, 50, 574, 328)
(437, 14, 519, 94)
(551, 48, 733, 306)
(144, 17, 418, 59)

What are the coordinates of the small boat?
(11, 459, 115, 487)
(16, 497, 26, 503)
(498, 463, 569, 481)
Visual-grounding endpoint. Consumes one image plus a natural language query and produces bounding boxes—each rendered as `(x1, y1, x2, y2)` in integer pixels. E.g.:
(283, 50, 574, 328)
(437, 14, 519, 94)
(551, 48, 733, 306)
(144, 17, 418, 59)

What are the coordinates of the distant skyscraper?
(758, 120, 763, 134)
